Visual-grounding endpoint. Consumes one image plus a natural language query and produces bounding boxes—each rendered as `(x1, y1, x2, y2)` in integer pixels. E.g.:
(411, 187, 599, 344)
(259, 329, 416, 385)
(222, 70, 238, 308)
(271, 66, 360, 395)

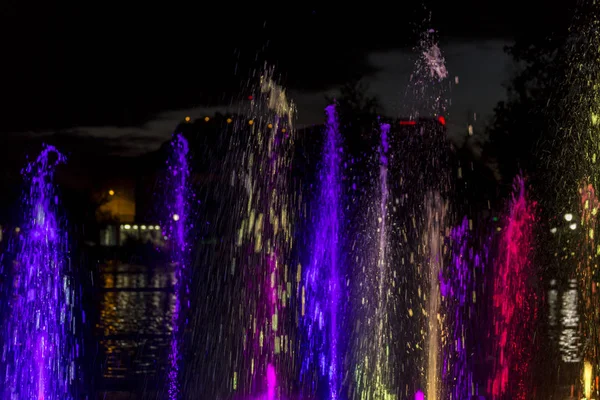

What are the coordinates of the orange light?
(267, 123, 273, 129)
(282, 128, 287, 133)
(204, 116, 210, 122)
(226, 118, 232, 123)
(248, 120, 254, 125)
(184, 116, 191, 122)
(438, 116, 446, 125)
(108, 189, 115, 196)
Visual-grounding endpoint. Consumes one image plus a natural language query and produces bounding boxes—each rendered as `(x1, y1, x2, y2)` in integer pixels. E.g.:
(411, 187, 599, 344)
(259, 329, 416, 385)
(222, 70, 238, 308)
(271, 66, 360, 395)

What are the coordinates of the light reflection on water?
(548, 278, 581, 363)
(97, 263, 176, 389)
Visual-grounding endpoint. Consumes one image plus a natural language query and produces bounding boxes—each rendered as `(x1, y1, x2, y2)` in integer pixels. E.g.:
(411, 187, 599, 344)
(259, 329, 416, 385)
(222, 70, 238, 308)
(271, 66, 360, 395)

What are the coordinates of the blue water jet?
(164, 133, 192, 399)
(2, 145, 75, 399)
(302, 104, 343, 399)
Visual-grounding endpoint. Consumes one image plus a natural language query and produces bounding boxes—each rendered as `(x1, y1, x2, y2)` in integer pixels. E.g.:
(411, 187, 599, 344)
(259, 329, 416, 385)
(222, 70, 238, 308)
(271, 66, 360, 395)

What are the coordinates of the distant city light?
(15, 227, 20, 233)
(172, 214, 180, 221)
(148, 225, 154, 230)
(124, 224, 131, 230)
(133, 225, 138, 229)
(204, 116, 210, 122)
(154, 225, 160, 230)
(248, 120, 254, 125)
(565, 213, 573, 222)
(248, 95, 253, 100)
(227, 118, 232, 123)
(184, 116, 191, 122)
(267, 123, 273, 129)
(108, 189, 115, 196)
(569, 223, 577, 230)
(550, 227, 557, 234)
(141, 225, 146, 230)
(438, 115, 446, 125)
(282, 128, 287, 133)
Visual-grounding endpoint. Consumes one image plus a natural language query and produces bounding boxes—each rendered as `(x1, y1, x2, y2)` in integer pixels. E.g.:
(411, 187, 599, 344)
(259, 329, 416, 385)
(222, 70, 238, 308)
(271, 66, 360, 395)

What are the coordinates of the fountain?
(164, 133, 192, 398)
(489, 176, 537, 399)
(442, 216, 486, 398)
(301, 104, 343, 399)
(350, 121, 396, 400)
(1, 145, 75, 399)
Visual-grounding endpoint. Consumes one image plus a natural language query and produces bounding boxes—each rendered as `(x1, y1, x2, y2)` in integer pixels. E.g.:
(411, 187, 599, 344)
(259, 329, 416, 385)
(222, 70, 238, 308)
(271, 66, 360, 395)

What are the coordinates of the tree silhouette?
(484, 2, 575, 195)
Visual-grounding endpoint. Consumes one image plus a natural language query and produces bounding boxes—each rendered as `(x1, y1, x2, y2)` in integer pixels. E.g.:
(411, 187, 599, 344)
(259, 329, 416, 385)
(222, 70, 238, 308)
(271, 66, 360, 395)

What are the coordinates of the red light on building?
(399, 120, 417, 125)
(248, 95, 253, 100)
(438, 116, 446, 125)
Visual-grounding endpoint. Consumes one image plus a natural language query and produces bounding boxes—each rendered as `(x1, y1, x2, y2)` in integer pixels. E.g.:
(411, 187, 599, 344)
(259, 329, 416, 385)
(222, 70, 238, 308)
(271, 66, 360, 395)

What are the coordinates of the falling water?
(489, 176, 537, 399)
(302, 104, 342, 399)
(164, 133, 191, 399)
(223, 69, 296, 399)
(443, 216, 484, 399)
(400, 30, 450, 397)
(424, 192, 446, 400)
(1, 145, 74, 399)
(578, 182, 600, 397)
(351, 122, 396, 400)
(373, 123, 394, 399)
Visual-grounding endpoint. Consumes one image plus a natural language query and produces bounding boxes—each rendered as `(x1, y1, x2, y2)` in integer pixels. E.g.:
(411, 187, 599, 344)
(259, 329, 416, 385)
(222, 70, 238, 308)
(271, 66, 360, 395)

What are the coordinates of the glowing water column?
(234, 71, 296, 399)
(424, 191, 446, 400)
(489, 176, 537, 399)
(443, 217, 480, 399)
(302, 104, 342, 399)
(2, 145, 74, 400)
(164, 133, 191, 399)
(578, 182, 600, 397)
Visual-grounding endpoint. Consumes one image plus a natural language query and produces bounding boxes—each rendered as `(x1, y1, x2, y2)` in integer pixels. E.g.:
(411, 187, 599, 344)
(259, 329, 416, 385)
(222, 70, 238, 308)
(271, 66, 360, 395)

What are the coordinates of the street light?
(569, 223, 577, 230)
(173, 214, 180, 221)
(108, 189, 115, 196)
(565, 213, 573, 222)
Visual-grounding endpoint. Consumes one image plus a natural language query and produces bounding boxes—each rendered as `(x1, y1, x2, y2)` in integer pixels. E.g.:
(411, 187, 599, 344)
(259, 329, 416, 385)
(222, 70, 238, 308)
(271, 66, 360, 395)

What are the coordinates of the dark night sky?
(1, 1, 562, 155)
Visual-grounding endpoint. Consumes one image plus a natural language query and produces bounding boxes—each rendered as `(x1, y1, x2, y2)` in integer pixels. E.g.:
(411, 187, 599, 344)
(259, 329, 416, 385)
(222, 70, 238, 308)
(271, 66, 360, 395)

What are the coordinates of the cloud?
(10, 39, 511, 157)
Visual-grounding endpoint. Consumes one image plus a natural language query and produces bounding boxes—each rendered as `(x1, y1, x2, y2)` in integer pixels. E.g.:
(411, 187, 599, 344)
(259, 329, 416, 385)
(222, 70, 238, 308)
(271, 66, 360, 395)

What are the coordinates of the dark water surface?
(95, 262, 175, 398)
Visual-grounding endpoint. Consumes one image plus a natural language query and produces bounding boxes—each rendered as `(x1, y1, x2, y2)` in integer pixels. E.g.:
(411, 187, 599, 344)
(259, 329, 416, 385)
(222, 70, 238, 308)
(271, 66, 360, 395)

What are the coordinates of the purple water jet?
(164, 133, 191, 399)
(2, 145, 74, 399)
(302, 104, 342, 399)
(442, 216, 482, 398)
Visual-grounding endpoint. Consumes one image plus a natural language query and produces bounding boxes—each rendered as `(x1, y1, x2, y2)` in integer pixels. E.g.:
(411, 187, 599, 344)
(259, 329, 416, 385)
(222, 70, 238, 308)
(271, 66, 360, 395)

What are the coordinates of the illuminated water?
(301, 104, 343, 399)
(164, 133, 192, 398)
(489, 177, 537, 399)
(4, 23, 588, 399)
(443, 216, 487, 399)
(1, 145, 75, 399)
